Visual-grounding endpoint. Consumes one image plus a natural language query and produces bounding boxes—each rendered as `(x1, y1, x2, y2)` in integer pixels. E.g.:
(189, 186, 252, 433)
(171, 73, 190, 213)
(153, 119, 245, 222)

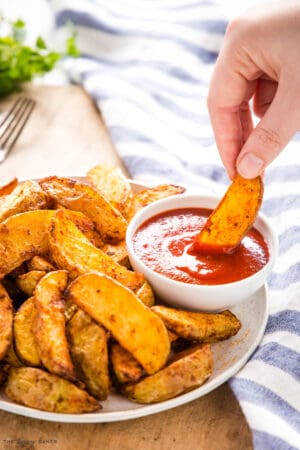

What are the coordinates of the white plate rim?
(0, 177, 269, 423)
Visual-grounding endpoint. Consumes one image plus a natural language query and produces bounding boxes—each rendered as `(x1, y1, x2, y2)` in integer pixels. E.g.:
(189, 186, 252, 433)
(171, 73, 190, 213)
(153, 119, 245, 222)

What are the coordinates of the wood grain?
(0, 85, 253, 450)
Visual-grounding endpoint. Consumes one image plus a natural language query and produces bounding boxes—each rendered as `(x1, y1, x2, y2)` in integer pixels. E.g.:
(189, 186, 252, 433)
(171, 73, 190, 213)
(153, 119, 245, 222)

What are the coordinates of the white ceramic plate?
(0, 179, 269, 422)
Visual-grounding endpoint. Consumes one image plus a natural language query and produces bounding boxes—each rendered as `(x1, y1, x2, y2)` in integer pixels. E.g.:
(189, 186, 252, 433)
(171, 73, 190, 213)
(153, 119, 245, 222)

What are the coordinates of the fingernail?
(237, 153, 264, 179)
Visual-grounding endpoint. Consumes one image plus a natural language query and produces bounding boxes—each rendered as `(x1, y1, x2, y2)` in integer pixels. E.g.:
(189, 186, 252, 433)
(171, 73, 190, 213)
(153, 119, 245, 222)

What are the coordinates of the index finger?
(207, 56, 253, 179)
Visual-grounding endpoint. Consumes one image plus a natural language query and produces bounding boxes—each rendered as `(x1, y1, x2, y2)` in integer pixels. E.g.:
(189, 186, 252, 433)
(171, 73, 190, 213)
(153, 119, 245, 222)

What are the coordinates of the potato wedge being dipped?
(193, 174, 263, 254)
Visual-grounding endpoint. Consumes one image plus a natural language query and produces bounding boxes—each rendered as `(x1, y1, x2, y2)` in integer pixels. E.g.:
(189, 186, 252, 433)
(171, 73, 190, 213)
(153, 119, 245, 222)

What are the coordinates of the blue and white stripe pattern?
(50, 1, 300, 448)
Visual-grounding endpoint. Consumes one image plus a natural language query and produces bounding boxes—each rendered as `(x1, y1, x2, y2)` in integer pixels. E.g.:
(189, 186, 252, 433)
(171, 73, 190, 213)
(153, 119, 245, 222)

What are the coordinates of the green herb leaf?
(0, 17, 80, 97)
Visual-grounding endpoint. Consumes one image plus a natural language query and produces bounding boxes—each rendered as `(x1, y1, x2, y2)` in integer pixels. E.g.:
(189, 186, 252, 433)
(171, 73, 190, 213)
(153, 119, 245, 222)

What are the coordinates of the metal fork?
(0, 97, 36, 163)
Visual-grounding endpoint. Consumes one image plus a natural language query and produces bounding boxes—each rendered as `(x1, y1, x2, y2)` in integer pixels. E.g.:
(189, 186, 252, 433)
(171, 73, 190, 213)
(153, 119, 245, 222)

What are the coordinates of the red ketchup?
(132, 208, 269, 285)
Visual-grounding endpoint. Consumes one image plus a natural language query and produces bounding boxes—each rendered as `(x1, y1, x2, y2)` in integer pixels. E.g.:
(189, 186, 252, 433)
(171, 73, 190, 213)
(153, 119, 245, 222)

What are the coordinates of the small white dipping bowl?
(126, 194, 278, 312)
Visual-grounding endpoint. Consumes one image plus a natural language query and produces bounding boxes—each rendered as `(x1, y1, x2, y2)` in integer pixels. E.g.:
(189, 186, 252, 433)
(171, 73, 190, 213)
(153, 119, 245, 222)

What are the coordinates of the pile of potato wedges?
(0, 165, 241, 414)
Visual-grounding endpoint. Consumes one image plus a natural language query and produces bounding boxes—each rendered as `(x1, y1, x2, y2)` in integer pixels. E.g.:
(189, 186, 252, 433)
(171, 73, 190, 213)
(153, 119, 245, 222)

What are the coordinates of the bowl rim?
(126, 193, 278, 290)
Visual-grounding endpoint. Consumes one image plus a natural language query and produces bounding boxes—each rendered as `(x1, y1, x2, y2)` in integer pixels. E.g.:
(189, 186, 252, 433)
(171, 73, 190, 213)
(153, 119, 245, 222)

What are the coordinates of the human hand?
(207, 0, 300, 179)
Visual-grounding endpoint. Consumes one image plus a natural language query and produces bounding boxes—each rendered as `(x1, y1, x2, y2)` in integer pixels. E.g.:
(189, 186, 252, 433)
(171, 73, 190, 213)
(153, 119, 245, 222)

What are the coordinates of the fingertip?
(237, 153, 264, 179)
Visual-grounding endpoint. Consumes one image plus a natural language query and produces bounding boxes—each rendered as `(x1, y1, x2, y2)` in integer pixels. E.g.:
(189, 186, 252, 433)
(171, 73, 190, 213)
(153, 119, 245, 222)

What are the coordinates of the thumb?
(236, 80, 300, 178)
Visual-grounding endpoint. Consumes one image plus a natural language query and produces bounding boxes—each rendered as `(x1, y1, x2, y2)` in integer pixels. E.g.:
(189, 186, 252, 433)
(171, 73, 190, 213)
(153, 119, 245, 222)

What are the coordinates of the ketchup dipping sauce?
(132, 208, 270, 286)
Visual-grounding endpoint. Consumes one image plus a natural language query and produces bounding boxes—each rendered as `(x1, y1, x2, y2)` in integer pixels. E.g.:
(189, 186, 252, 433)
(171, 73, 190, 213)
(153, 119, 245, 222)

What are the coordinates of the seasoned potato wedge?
(27, 256, 56, 272)
(110, 329, 180, 384)
(0, 210, 55, 275)
(3, 344, 22, 367)
(0, 283, 13, 360)
(16, 270, 46, 297)
(122, 344, 213, 403)
(101, 241, 129, 267)
(14, 297, 41, 366)
(151, 306, 241, 342)
(193, 174, 263, 254)
(0, 181, 49, 223)
(87, 165, 133, 216)
(57, 208, 104, 249)
(49, 209, 144, 291)
(110, 342, 144, 384)
(0, 178, 18, 197)
(67, 309, 110, 400)
(33, 270, 77, 382)
(67, 273, 170, 375)
(126, 184, 186, 220)
(5, 367, 100, 413)
(135, 281, 155, 307)
(39, 176, 127, 243)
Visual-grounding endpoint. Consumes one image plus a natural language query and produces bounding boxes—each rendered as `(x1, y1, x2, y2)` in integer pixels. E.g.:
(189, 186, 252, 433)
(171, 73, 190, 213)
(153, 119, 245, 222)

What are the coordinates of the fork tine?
(0, 97, 23, 129)
(0, 98, 35, 151)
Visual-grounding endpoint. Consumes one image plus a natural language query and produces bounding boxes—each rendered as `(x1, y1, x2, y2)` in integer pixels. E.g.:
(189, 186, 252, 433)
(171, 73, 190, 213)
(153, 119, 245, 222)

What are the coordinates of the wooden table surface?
(0, 85, 253, 450)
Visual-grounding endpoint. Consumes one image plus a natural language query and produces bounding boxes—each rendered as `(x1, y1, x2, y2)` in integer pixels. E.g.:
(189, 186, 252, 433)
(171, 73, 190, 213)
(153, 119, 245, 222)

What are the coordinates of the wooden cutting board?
(0, 85, 252, 450)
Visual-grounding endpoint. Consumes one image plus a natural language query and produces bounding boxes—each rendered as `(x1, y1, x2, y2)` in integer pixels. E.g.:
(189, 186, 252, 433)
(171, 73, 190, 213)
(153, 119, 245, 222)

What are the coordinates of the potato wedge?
(3, 344, 22, 367)
(49, 209, 144, 291)
(193, 174, 263, 254)
(33, 270, 77, 382)
(39, 176, 127, 242)
(87, 165, 133, 216)
(101, 241, 129, 267)
(110, 329, 180, 384)
(126, 184, 186, 220)
(0, 181, 49, 223)
(27, 256, 56, 272)
(110, 342, 144, 384)
(0, 283, 13, 360)
(67, 273, 170, 375)
(57, 207, 104, 249)
(16, 270, 46, 297)
(14, 297, 41, 366)
(67, 309, 110, 400)
(122, 344, 213, 403)
(135, 281, 155, 307)
(151, 306, 241, 342)
(0, 210, 55, 275)
(0, 178, 18, 197)
(5, 367, 100, 413)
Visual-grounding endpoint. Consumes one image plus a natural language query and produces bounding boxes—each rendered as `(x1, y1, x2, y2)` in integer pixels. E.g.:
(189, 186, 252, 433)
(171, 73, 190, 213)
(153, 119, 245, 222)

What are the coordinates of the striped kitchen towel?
(50, 1, 300, 448)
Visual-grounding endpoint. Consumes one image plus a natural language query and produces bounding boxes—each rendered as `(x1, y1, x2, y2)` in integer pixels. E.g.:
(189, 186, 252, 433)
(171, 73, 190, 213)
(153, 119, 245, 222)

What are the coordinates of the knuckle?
(255, 126, 282, 149)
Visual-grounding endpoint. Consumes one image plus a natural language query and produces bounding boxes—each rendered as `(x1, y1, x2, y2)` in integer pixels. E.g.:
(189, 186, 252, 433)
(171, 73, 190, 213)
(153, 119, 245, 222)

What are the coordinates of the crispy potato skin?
(5, 367, 100, 413)
(101, 241, 129, 267)
(57, 208, 104, 249)
(151, 306, 241, 343)
(193, 174, 263, 254)
(33, 270, 77, 382)
(67, 309, 110, 400)
(135, 281, 155, 307)
(87, 165, 133, 216)
(14, 297, 41, 366)
(27, 256, 55, 272)
(122, 344, 213, 403)
(67, 273, 170, 375)
(16, 270, 46, 297)
(0, 178, 18, 197)
(110, 342, 144, 384)
(39, 176, 127, 243)
(49, 209, 144, 291)
(0, 284, 13, 360)
(0, 181, 49, 223)
(126, 184, 186, 220)
(0, 210, 55, 274)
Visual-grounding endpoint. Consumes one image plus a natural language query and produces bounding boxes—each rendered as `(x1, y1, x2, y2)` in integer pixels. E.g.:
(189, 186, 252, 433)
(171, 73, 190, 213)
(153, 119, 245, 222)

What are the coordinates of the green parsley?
(0, 17, 80, 97)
